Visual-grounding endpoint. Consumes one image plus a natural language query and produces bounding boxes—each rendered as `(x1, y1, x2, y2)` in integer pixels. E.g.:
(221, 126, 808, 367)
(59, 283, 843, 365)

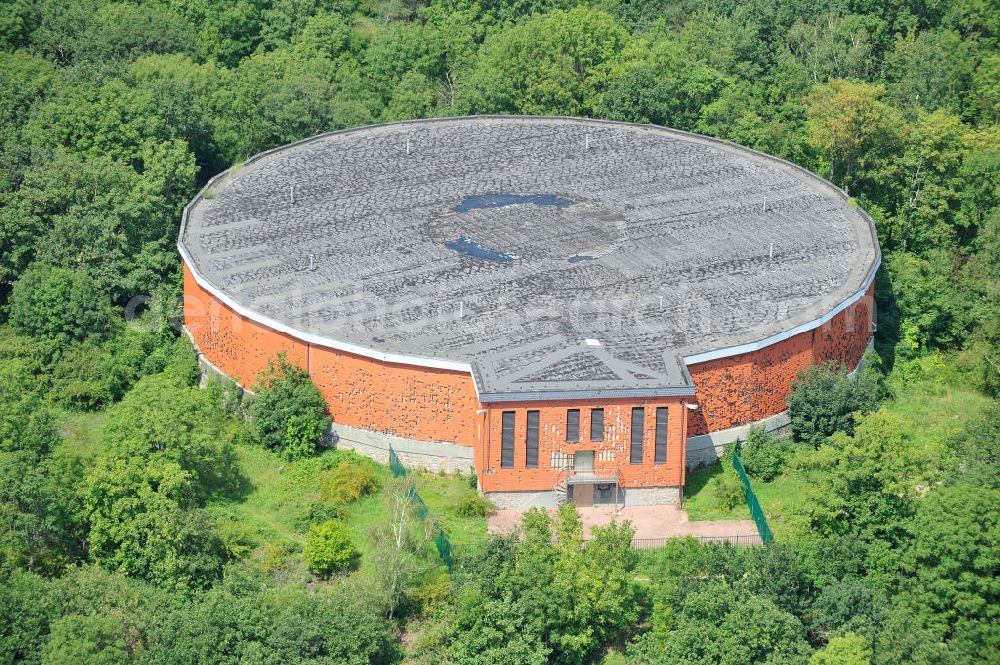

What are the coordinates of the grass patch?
(206, 445, 489, 576)
(54, 409, 107, 463)
(683, 462, 749, 521)
(413, 470, 489, 545)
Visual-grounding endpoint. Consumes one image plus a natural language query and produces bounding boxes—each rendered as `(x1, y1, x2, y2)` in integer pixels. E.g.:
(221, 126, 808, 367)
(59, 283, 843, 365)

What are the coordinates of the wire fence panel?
(731, 448, 775, 544)
(388, 445, 453, 570)
(388, 446, 407, 478)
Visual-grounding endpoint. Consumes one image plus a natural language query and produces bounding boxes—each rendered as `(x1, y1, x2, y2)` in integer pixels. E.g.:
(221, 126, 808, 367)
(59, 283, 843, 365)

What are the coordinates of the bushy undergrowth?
(303, 520, 357, 577)
(320, 461, 382, 506)
(250, 352, 330, 460)
(740, 427, 797, 482)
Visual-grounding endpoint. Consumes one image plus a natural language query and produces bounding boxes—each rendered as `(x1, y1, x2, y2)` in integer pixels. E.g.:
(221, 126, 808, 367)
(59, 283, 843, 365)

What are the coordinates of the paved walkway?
(488, 505, 758, 543)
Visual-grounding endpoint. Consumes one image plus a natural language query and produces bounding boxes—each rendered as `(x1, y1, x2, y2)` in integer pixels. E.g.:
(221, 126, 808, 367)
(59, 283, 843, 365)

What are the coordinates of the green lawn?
(205, 445, 490, 576)
(683, 462, 749, 521)
(54, 409, 107, 463)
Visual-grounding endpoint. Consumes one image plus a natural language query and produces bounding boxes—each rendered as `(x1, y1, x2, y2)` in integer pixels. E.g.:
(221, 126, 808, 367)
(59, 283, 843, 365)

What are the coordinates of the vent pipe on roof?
(290, 185, 295, 204)
(406, 137, 411, 155)
(769, 243, 774, 261)
(585, 132, 590, 151)
(762, 195, 766, 213)
(308, 254, 315, 271)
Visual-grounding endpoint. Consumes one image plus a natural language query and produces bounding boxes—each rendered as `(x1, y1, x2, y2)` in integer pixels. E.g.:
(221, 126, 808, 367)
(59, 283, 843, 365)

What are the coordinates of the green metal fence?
(732, 447, 774, 544)
(387, 446, 454, 570)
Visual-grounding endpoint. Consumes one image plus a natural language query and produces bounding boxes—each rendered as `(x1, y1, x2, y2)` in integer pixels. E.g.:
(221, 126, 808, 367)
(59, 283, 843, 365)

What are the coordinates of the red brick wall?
(308, 345, 479, 445)
(185, 258, 873, 490)
(686, 283, 875, 436)
(478, 398, 688, 494)
(184, 264, 308, 387)
(183, 263, 480, 446)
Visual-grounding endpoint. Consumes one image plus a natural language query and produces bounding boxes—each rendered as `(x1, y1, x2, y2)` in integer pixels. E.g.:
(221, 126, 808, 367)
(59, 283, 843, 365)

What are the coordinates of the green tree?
(739, 426, 796, 481)
(787, 361, 884, 446)
(7, 264, 114, 346)
(809, 633, 872, 665)
(369, 476, 428, 618)
(303, 519, 357, 577)
(804, 79, 904, 190)
(600, 38, 729, 131)
(0, 567, 51, 665)
(84, 455, 226, 589)
(0, 451, 84, 574)
(41, 615, 130, 665)
(458, 8, 632, 116)
(631, 582, 811, 665)
(250, 352, 329, 460)
(101, 373, 238, 499)
(897, 483, 1000, 660)
(804, 410, 922, 544)
(808, 579, 887, 643)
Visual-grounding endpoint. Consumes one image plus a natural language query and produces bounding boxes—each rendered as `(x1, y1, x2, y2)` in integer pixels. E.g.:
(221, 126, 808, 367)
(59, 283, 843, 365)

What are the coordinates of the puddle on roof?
(445, 235, 518, 263)
(452, 193, 573, 213)
(567, 254, 596, 263)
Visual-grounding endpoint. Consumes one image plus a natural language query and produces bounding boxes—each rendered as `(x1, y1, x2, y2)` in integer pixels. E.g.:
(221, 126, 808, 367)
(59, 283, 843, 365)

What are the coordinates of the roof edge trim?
(178, 245, 478, 380)
(682, 256, 879, 366)
(178, 115, 883, 400)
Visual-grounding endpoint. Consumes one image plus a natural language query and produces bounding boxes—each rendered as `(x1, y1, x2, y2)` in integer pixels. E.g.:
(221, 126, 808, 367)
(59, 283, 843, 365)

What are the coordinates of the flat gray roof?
(180, 116, 879, 399)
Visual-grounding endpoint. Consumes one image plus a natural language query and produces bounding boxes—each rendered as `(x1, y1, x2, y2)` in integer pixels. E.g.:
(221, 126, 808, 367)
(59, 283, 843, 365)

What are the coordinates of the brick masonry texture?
(478, 397, 689, 494)
(186, 264, 479, 446)
(686, 283, 874, 436)
(184, 264, 873, 496)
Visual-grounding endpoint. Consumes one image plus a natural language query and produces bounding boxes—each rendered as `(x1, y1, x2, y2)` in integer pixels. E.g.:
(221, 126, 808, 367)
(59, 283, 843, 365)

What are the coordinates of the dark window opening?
(566, 409, 580, 443)
(590, 408, 604, 442)
(526, 411, 539, 468)
(501, 411, 515, 468)
(655, 407, 668, 464)
(630, 407, 644, 464)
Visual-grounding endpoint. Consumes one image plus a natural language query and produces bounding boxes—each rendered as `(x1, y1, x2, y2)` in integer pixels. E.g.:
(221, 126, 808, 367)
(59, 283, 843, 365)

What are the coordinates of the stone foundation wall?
(621, 486, 682, 506)
(484, 485, 681, 508)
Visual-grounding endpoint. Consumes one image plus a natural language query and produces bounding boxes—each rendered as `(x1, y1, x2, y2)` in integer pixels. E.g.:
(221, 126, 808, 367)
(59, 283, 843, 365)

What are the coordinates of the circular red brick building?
(180, 116, 879, 507)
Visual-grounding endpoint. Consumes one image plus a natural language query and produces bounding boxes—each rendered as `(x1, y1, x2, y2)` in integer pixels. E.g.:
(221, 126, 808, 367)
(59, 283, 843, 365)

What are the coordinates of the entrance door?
(574, 483, 594, 507)
(574, 451, 594, 473)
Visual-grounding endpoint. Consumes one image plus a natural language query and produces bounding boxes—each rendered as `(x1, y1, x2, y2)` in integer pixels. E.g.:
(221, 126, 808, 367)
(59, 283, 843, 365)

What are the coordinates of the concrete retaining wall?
(331, 421, 475, 474)
(684, 412, 791, 470)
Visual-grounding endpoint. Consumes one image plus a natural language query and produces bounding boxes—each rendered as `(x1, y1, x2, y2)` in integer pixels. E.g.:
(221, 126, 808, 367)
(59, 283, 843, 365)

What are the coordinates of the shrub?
(7, 263, 114, 345)
(710, 471, 744, 512)
(320, 461, 382, 506)
(303, 520, 357, 577)
(787, 360, 885, 447)
(740, 426, 796, 482)
(283, 414, 327, 461)
(250, 352, 330, 459)
(48, 343, 109, 410)
(453, 492, 492, 518)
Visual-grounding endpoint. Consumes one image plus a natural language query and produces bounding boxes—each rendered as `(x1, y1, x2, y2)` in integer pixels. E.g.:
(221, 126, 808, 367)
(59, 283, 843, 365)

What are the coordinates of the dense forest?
(0, 0, 997, 663)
